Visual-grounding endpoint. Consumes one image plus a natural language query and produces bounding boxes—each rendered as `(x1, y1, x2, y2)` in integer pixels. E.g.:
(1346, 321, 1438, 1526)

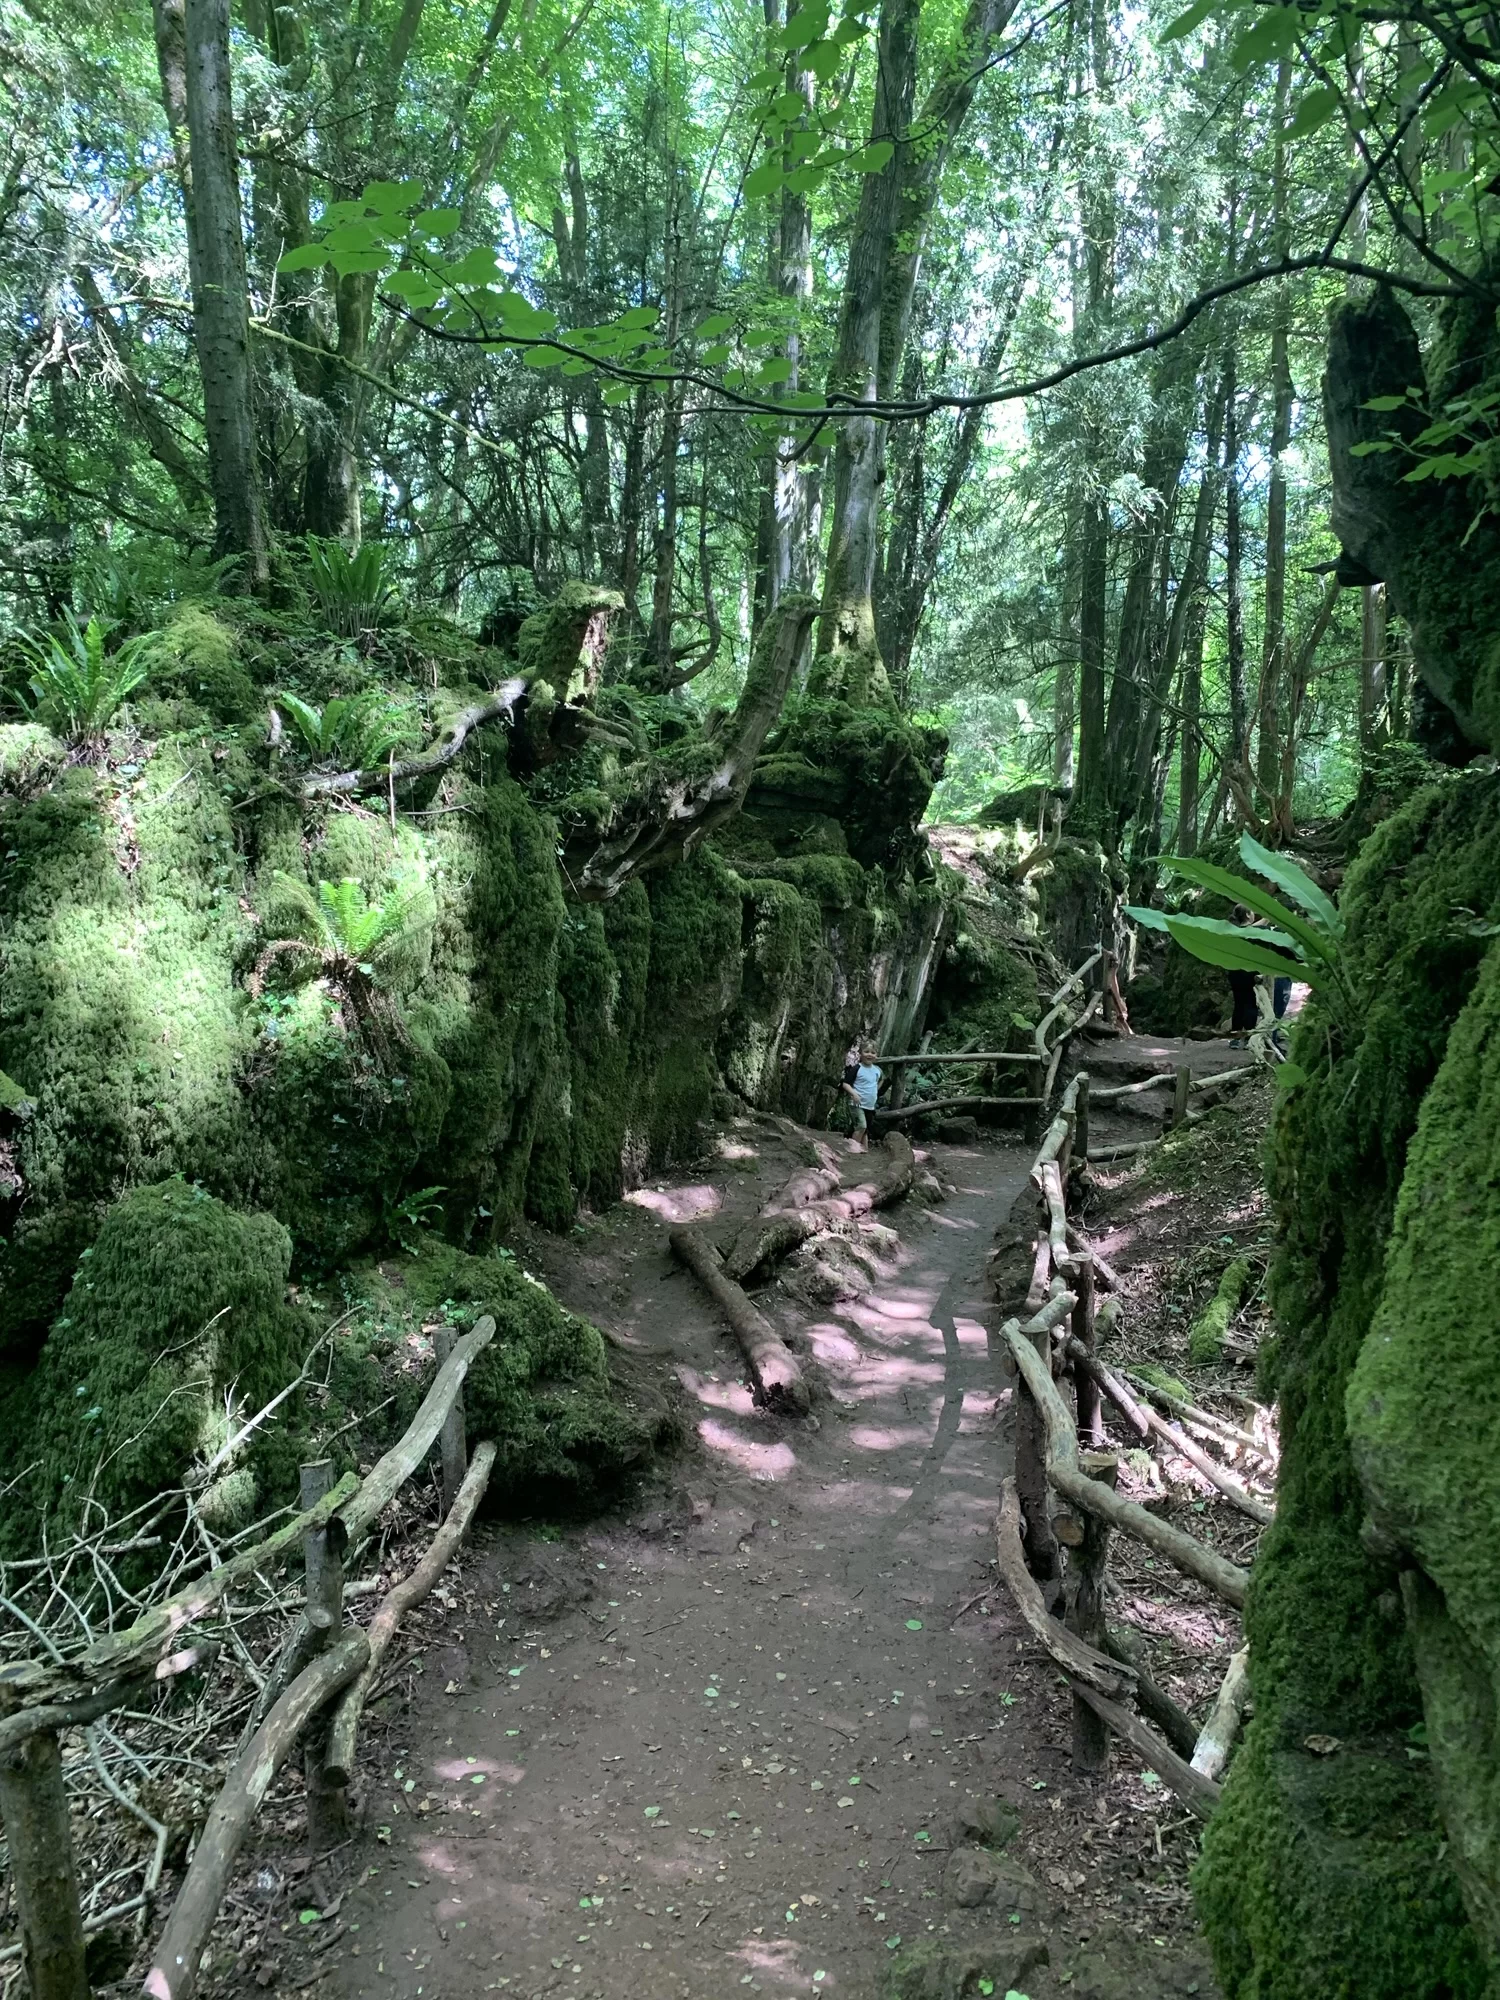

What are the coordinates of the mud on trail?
(304, 1121, 1220, 2000)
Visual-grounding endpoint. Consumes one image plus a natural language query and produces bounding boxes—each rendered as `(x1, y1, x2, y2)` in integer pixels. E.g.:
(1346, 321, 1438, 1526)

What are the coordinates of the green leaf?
(746, 160, 786, 200)
(444, 247, 503, 285)
(1348, 440, 1396, 456)
(1238, 833, 1343, 936)
(849, 140, 894, 173)
(1274, 1062, 1307, 1090)
(783, 4, 830, 49)
(383, 270, 443, 302)
(1403, 452, 1469, 480)
(756, 357, 793, 384)
(522, 346, 569, 368)
(1163, 852, 1335, 965)
(700, 342, 732, 365)
(330, 249, 390, 276)
(1363, 394, 1409, 411)
(698, 312, 734, 337)
(415, 207, 462, 237)
(1123, 902, 1172, 934)
(1230, 7, 1301, 70)
(1286, 85, 1340, 138)
(749, 64, 785, 89)
(278, 242, 330, 272)
(1159, 0, 1218, 39)
(1164, 916, 1320, 984)
(805, 40, 844, 80)
(617, 305, 659, 330)
(362, 178, 422, 214)
(905, 1618, 923, 1630)
(603, 383, 635, 404)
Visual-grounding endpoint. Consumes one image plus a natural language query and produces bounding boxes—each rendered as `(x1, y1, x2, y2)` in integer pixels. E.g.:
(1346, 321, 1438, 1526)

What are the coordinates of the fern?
(275, 687, 418, 767)
(305, 535, 396, 636)
(10, 614, 153, 747)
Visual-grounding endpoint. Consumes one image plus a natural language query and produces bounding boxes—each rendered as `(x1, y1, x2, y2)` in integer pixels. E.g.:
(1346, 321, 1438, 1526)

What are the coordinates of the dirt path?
(320, 1124, 1219, 2000)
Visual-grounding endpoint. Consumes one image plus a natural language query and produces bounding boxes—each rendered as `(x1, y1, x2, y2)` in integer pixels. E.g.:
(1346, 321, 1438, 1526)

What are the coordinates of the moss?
(351, 1239, 666, 1513)
(516, 581, 624, 703)
(1195, 1719, 1486, 2000)
(5, 1178, 303, 1537)
(1346, 943, 1500, 1955)
(754, 697, 947, 869)
(1189, 1257, 1251, 1363)
(1198, 770, 1500, 1991)
(0, 751, 253, 1352)
(0, 723, 64, 787)
(1130, 1360, 1192, 1403)
(139, 605, 259, 723)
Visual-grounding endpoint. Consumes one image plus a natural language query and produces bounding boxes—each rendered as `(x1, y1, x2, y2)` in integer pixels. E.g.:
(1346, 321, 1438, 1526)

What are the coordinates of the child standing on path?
(841, 1045, 883, 1147)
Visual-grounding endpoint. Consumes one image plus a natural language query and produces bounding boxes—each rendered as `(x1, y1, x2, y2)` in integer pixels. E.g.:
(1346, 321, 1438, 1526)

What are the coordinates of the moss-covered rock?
(1197, 769, 1500, 1992)
(753, 696, 947, 870)
(139, 605, 260, 723)
(5, 1178, 304, 1536)
(1347, 942, 1500, 1957)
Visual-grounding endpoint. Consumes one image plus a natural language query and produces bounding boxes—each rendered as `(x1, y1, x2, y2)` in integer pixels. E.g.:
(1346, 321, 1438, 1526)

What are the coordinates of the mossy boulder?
(753, 697, 946, 869)
(139, 605, 259, 723)
(7, 1178, 304, 1536)
(1197, 769, 1500, 1991)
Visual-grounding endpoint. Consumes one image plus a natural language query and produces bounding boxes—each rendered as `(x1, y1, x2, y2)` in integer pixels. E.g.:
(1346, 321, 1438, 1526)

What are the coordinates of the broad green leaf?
(749, 64, 784, 89)
(849, 140, 894, 173)
(278, 242, 330, 272)
(382, 270, 442, 302)
(561, 358, 594, 375)
(743, 325, 782, 348)
(1402, 452, 1469, 480)
(756, 357, 793, 384)
(830, 16, 865, 44)
(1349, 440, 1396, 456)
(1162, 854, 1336, 965)
(324, 220, 381, 252)
(806, 40, 844, 80)
(1160, 0, 1218, 40)
(1165, 916, 1319, 984)
(522, 346, 569, 368)
(362, 178, 422, 214)
(1230, 7, 1301, 70)
(698, 312, 734, 337)
(1238, 834, 1342, 936)
(602, 383, 635, 404)
(746, 160, 786, 199)
(783, 4, 830, 49)
(1122, 902, 1172, 933)
(1363, 394, 1409, 411)
(773, 89, 807, 117)
(415, 207, 461, 237)
(1274, 1063, 1307, 1090)
(700, 342, 732, 365)
(330, 249, 389, 276)
(617, 306, 659, 330)
(1286, 85, 1340, 138)
(444, 247, 502, 285)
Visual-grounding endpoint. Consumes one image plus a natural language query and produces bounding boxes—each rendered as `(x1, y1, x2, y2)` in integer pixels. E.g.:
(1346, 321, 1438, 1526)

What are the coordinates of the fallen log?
(1088, 1072, 1172, 1103)
(1065, 1678, 1222, 1821)
(325, 1441, 497, 1786)
(340, 1315, 495, 1542)
(1086, 1137, 1160, 1163)
(722, 1135, 915, 1280)
(1190, 1064, 1261, 1097)
(144, 1630, 370, 2000)
(1065, 1224, 1122, 1292)
(1191, 1646, 1251, 1782)
(1001, 1319, 1251, 1610)
(996, 1480, 1134, 1698)
(669, 1228, 810, 1414)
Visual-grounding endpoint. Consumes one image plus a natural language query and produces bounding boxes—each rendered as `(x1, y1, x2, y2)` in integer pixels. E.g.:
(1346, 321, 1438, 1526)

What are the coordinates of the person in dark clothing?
(1227, 905, 1259, 1047)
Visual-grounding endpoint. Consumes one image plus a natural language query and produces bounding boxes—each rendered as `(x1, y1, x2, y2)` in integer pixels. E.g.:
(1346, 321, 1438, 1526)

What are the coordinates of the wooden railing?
(875, 946, 1118, 1134)
(0, 1316, 499, 2000)
(994, 1072, 1273, 1816)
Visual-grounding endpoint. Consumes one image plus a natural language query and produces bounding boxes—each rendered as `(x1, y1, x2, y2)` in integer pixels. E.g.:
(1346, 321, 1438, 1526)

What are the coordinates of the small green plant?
(277, 688, 417, 769)
(250, 867, 433, 1067)
(1126, 832, 1350, 1033)
(304, 534, 396, 635)
(9, 613, 153, 748)
(383, 1183, 447, 1253)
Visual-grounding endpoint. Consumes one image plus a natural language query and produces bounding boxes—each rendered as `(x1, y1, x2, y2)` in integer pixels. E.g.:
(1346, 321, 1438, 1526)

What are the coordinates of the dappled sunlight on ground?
(697, 1417, 797, 1480)
(622, 1182, 722, 1222)
(676, 1367, 758, 1415)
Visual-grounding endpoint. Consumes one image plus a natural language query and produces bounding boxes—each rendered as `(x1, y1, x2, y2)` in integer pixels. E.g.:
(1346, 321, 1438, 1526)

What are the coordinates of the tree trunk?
(1361, 583, 1389, 752)
(1254, 64, 1294, 812)
(1223, 351, 1248, 786)
(177, 0, 270, 588)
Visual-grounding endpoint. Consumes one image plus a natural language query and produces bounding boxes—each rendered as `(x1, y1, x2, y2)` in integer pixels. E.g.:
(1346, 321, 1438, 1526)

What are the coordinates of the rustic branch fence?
(0, 1315, 500, 2000)
(996, 1052, 1276, 1821)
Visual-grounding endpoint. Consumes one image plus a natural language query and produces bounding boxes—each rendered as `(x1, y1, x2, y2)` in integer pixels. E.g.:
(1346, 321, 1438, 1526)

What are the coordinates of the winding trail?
(322, 1123, 1219, 2000)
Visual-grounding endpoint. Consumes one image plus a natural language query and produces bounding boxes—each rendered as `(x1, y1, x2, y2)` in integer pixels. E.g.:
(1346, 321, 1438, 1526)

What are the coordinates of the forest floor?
(217, 1038, 1273, 2000)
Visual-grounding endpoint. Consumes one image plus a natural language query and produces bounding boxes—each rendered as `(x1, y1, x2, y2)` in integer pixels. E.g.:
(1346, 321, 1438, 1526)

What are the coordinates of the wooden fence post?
(1071, 1253, 1102, 1447)
(1074, 1072, 1090, 1166)
(0, 1724, 90, 2000)
(433, 1327, 468, 1514)
(1068, 1451, 1120, 1776)
(1172, 1064, 1191, 1129)
(299, 1460, 348, 1851)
